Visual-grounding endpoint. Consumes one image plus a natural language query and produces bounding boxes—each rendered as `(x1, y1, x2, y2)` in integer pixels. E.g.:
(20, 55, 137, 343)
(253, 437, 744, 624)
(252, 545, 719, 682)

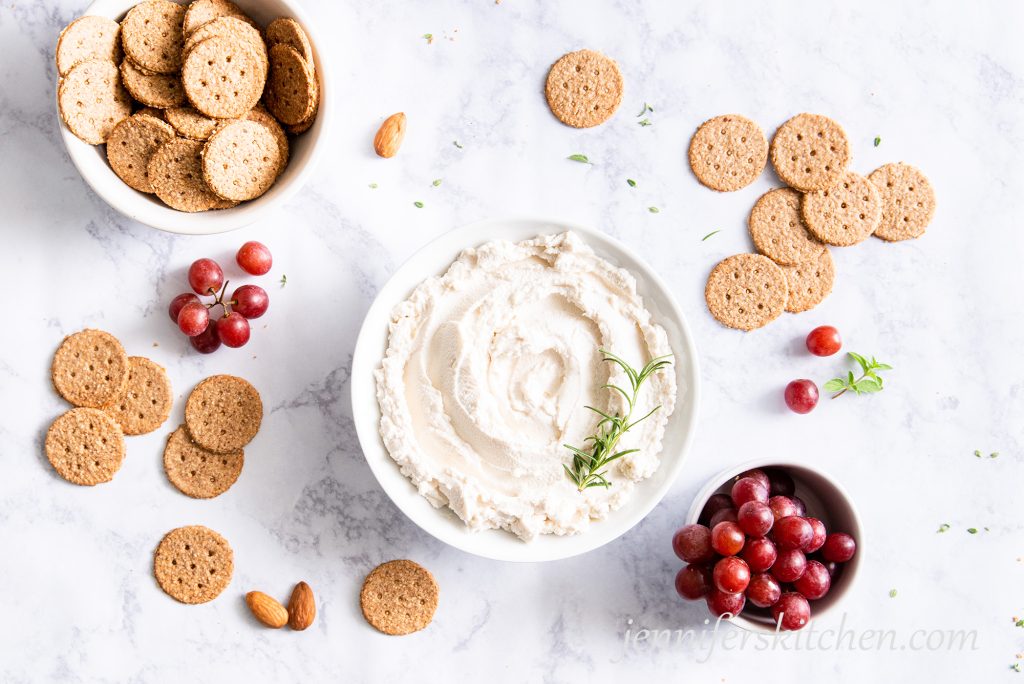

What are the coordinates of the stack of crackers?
(56, 0, 321, 212)
(691, 113, 936, 331)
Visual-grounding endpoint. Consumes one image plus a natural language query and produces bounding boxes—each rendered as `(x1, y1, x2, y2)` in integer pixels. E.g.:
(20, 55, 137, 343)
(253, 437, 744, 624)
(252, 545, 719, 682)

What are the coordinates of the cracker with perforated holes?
(801, 171, 881, 246)
(183, 0, 256, 37)
(265, 17, 314, 65)
(45, 408, 126, 486)
(135, 106, 166, 122)
(264, 43, 317, 126)
(106, 113, 176, 193)
(153, 525, 234, 604)
(780, 249, 836, 313)
(202, 119, 283, 201)
(245, 105, 290, 176)
(181, 35, 267, 119)
(704, 254, 788, 331)
(749, 188, 825, 265)
(56, 15, 122, 76)
(360, 560, 439, 636)
(183, 15, 263, 58)
(119, 58, 184, 108)
(148, 137, 232, 211)
(868, 162, 936, 242)
(51, 329, 130, 408)
(102, 356, 173, 435)
(689, 114, 768, 192)
(544, 49, 623, 129)
(164, 105, 219, 140)
(184, 375, 262, 454)
(163, 425, 244, 499)
(770, 113, 850, 192)
(120, 0, 186, 75)
(58, 59, 133, 145)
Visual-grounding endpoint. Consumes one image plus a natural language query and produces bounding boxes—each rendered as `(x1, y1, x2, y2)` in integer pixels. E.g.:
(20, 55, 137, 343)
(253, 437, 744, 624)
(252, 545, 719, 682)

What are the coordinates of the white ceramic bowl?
(58, 0, 330, 234)
(351, 218, 701, 562)
(684, 458, 862, 633)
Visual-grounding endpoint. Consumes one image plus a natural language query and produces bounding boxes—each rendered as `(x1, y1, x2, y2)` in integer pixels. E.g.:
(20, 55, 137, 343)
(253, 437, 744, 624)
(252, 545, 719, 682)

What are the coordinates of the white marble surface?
(1, 0, 1022, 680)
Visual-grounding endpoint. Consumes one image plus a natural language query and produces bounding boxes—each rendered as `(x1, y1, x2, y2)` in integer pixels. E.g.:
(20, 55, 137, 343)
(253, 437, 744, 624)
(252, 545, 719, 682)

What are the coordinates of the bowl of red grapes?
(672, 461, 861, 632)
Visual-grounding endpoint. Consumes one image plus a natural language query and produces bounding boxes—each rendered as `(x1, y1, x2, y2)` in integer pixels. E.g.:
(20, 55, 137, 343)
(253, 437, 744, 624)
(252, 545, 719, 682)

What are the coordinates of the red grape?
(711, 521, 745, 556)
(821, 560, 840, 576)
(805, 518, 827, 553)
(806, 325, 842, 357)
(188, 258, 224, 295)
(746, 572, 782, 608)
(769, 496, 799, 522)
(737, 501, 774, 537)
(784, 379, 819, 414)
(771, 592, 811, 631)
(700, 493, 734, 524)
(236, 241, 273, 275)
(672, 524, 714, 564)
(794, 560, 831, 600)
(791, 496, 807, 517)
(742, 537, 778, 572)
(177, 301, 210, 337)
(731, 477, 769, 507)
(216, 312, 250, 347)
(709, 507, 738, 528)
(706, 588, 745, 618)
(675, 564, 712, 601)
(713, 556, 751, 594)
(738, 468, 771, 491)
(231, 284, 269, 319)
(766, 469, 795, 497)
(821, 533, 857, 563)
(189, 321, 221, 354)
(169, 293, 200, 323)
(774, 516, 813, 550)
(771, 548, 807, 583)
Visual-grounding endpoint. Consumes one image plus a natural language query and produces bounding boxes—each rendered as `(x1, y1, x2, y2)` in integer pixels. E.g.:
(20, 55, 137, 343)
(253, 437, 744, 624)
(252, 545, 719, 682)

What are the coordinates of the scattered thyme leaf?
(432, 179, 442, 187)
(422, 33, 433, 44)
(826, 352, 892, 399)
(889, 589, 897, 598)
(702, 230, 721, 241)
(967, 527, 978, 534)
(368, 182, 378, 189)
(636, 102, 653, 117)
(413, 201, 424, 208)
(648, 206, 659, 214)
(627, 178, 636, 187)
(567, 154, 591, 164)
(1013, 663, 1022, 673)
(975, 449, 982, 458)
(279, 274, 287, 288)
(638, 118, 652, 127)
(453, 140, 463, 149)
(1016, 619, 1024, 628)
(991, 452, 1000, 458)
(937, 523, 950, 533)
(874, 136, 881, 147)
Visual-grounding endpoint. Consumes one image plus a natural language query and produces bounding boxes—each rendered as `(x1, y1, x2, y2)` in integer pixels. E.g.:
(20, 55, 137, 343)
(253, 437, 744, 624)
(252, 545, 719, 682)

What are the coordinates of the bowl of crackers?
(56, 0, 328, 234)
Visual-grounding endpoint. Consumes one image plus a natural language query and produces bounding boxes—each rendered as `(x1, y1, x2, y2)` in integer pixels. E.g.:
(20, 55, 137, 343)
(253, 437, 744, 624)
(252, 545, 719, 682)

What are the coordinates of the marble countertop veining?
(1, 0, 1023, 681)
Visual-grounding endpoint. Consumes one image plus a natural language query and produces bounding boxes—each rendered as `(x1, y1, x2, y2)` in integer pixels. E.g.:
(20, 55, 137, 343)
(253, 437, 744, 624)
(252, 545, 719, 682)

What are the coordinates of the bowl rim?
(350, 216, 702, 562)
(684, 457, 863, 634)
(59, 0, 331, 235)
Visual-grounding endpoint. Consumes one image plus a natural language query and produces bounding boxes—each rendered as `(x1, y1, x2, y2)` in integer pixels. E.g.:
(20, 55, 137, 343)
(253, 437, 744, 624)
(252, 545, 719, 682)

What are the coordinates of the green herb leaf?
(991, 452, 1000, 458)
(432, 179, 442, 187)
(413, 201, 424, 208)
(975, 449, 982, 458)
(889, 589, 897, 598)
(701, 230, 721, 241)
(626, 178, 637, 187)
(368, 182, 378, 189)
(648, 206, 659, 214)
(638, 118, 652, 127)
(636, 102, 653, 117)
(453, 140, 463, 149)
(279, 274, 287, 288)
(967, 527, 978, 534)
(826, 352, 893, 399)
(422, 33, 433, 43)
(937, 523, 950, 533)
(1016, 619, 1024, 628)
(874, 136, 881, 147)
(823, 379, 847, 393)
(1013, 662, 1022, 673)
(854, 377, 883, 393)
(567, 154, 591, 164)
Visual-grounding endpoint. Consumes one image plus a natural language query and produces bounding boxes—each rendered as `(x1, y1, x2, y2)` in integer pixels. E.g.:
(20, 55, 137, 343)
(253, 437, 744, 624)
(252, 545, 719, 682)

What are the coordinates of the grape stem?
(204, 280, 232, 318)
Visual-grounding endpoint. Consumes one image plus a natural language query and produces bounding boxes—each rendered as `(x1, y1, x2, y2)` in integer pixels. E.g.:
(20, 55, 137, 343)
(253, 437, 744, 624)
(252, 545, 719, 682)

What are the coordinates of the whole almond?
(374, 112, 406, 158)
(245, 591, 289, 628)
(287, 581, 316, 631)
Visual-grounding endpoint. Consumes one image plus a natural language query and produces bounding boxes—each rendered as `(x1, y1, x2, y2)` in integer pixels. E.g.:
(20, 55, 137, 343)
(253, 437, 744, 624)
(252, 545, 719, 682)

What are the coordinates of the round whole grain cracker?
(184, 375, 262, 454)
(119, 58, 184, 108)
(106, 113, 176, 193)
(102, 356, 173, 435)
(182, 35, 267, 119)
(868, 162, 936, 241)
(202, 119, 283, 200)
(183, 15, 263, 57)
(183, 0, 255, 37)
(264, 43, 317, 126)
(56, 15, 122, 76)
(705, 253, 788, 331)
(153, 525, 233, 604)
(770, 113, 851, 192)
(163, 425, 244, 499)
(148, 137, 226, 211)
(749, 188, 825, 266)
(360, 560, 439, 636)
(51, 329, 130, 408)
(265, 17, 314, 65)
(164, 106, 220, 140)
(245, 105, 290, 175)
(45, 408, 125, 486)
(135, 106, 166, 121)
(688, 114, 768, 192)
(58, 59, 133, 145)
(780, 249, 836, 313)
(801, 171, 881, 246)
(120, 0, 186, 75)
(286, 101, 317, 135)
(544, 49, 623, 129)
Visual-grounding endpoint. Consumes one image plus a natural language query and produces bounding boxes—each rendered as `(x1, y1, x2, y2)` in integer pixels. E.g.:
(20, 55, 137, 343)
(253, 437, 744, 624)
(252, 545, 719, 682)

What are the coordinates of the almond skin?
(374, 112, 406, 158)
(287, 581, 316, 630)
(246, 591, 289, 628)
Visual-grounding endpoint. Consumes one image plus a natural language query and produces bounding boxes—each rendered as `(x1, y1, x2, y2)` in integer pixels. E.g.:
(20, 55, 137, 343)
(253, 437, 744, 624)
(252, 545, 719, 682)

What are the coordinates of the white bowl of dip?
(351, 218, 701, 562)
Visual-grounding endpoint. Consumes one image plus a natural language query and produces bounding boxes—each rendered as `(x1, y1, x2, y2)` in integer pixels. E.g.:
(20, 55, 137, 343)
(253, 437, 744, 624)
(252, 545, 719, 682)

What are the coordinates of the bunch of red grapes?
(672, 467, 857, 631)
(168, 241, 273, 354)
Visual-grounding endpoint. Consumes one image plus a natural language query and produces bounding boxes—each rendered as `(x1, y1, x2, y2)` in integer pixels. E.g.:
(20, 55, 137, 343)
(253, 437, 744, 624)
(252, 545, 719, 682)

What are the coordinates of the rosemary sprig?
(563, 350, 672, 492)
